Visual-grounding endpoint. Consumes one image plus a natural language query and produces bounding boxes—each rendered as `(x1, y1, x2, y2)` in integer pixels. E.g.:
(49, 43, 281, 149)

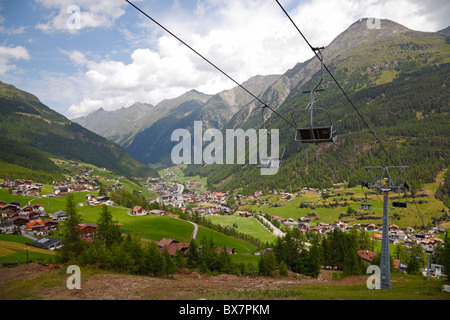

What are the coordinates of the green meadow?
(206, 215, 277, 244)
(0, 234, 56, 264)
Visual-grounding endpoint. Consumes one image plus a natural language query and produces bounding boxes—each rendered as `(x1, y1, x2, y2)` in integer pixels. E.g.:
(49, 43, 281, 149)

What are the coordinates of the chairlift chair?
(360, 180, 373, 210)
(257, 106, 286, 170)
(291, 47, 337, 144)
(257, 147, 286, 169)
(392, 179, 409, 208)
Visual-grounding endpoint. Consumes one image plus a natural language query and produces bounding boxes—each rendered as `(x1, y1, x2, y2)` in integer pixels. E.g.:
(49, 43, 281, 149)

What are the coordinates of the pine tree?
(309, 237, 323, 278)
(186, 238, 199, 269)
(162, 247, 177, 278)
(59, 193, 84, 263)
(97, 205, 122, 248)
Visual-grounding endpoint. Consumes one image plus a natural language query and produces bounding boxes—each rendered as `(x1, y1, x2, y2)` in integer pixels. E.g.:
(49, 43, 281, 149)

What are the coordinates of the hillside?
(184, 19, 450, 194)
(0, 81, 158, 180)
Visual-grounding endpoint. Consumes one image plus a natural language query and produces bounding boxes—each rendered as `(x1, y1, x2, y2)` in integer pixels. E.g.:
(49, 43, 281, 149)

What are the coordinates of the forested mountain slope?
(0, 81, 158, 181)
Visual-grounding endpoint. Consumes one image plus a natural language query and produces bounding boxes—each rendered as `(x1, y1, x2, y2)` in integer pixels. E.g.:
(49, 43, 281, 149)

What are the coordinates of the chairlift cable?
(125, 0, 297, 130)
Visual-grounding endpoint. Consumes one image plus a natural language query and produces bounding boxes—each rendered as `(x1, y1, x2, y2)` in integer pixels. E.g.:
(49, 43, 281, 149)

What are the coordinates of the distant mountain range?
(0, 81, 158, 181)
(73, 74, 280, 165)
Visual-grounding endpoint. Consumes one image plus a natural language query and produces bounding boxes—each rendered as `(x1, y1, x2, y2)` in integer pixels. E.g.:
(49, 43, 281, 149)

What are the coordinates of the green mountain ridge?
(0, 81, 158, 181)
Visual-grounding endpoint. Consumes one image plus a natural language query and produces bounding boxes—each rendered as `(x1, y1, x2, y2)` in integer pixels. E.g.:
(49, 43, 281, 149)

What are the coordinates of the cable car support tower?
(363, 166, 409, 289)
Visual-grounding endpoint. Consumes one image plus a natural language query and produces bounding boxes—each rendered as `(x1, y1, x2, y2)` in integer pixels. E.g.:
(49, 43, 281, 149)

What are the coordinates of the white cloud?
(67, 37, 222, 118)
(35, 0, 128, 33)
(0, 46, 30, 75)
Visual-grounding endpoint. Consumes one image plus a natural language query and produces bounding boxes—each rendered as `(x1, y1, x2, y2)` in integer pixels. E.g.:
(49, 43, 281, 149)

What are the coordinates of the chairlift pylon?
(291, 47, 336, 144)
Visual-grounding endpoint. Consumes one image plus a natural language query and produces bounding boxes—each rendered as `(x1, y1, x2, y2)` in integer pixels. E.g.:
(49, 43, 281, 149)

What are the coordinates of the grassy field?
(196, 226, 258, 254)
(0, 234, 57, 264)
(0, 189, 37, 207)
(204, 275, 450, 300)
(207, 215, 277, 244)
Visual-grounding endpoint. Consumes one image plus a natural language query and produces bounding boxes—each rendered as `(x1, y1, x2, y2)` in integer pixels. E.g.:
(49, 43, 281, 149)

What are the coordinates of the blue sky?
(0, 0, 449, 118)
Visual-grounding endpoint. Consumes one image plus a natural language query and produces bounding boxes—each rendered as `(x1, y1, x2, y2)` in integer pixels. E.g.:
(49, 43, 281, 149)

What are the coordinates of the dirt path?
(0, 263, 369, 300)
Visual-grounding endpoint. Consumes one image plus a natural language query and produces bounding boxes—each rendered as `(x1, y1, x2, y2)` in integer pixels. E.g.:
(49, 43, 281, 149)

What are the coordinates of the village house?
(132, 206, 147, 216)
(357, 250, 377, 265)
(149, 209, 165, 216)
(157, 238, 190, 256)
(29, 237, 62, 251)
(0, 221, 14, 234)
(53, 210, 68, 221)
(9, 215, 31, 226)
(26, 220, 47, 236)
(298, 221, 311, 230)
(216, 247, 237, 255)
(32, 204, 45, 215)
(357, 250, 401, 270)
(78, 223, 98, 242)
(1, 203, 20, 219)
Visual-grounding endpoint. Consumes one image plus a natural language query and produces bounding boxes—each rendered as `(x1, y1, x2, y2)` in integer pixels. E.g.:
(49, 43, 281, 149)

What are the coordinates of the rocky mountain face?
(73, 102, 154, 146)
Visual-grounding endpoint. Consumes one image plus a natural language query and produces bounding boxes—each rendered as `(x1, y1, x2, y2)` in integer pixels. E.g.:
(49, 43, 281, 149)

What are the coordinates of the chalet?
(132, 206, 147, 216)
(26, 220, 47, 236)
(9, 215, 30, 226)
(32, 204, 45, 215)
(431, 226, 446, 234)
(357, 250, 377, 264)
(271, 215, 287, 223)
(26, 187, 40, 197)
(298, 216, 311, 223)
(237, 211, 252, 218)
(53, 210, 68, 221)
(402, 226, 414, 233)
(389, 225, 399, 232)
(149, 209, 165, 216)
(253, 192, 263, 198)
(53, 185, 69, 195)
(29, 237, 62, 250)
(366, 224, 377, 231)
(42, 219, 59, 231)
(298, 222, 311, 230)
(0, 221, 14, 234)
(216, 247, 237, 255)
(1, 203, 20, 219)
(78, 223, 98, 242)
(311, 226, 323, 233)
(373, 233, 382, 241)
(157, 238, 190, 256)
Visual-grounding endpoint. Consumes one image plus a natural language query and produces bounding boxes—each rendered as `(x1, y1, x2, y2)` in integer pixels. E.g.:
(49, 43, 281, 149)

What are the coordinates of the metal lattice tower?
(363, 166, 409, 289)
